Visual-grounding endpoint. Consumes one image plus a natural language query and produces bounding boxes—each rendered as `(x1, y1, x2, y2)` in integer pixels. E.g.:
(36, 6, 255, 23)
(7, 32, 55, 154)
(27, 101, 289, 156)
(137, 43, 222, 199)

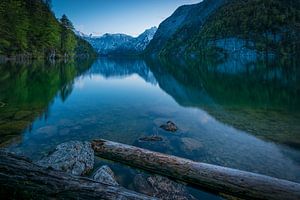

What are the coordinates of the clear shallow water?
(1, 58, 300, 198)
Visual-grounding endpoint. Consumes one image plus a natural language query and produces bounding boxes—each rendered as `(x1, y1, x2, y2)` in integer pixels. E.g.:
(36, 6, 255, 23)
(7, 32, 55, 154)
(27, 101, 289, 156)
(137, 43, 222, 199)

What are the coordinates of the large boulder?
(134, 174, 195, 200)
(92, 165, 119, 186)
(36, 141, 94, 176)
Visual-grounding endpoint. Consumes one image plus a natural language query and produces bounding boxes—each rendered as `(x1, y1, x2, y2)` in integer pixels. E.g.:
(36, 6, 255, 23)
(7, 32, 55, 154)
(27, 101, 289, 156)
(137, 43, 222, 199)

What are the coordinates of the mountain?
(74, 30, 92, 38)
(146, 0, 300, 59)
(87, 58, 157, 84)
(0, 0, 96, 59)
(84, 27, 157, 56)
(146, 0, 225, 55)
(84, 33, 134, 55)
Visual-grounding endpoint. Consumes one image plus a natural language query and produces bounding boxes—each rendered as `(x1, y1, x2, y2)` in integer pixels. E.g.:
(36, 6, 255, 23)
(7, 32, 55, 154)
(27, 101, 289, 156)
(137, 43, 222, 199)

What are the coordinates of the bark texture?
(0, 150, 156, 200)
(92, 139, 300, 200)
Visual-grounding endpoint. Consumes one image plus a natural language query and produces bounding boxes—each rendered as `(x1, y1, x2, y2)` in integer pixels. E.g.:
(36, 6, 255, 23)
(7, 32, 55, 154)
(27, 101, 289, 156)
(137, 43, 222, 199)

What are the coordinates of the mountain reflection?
(0, 59, 94, 146)
(87, 58, 157, 85)
(1, 57, 299, 149)
(146, 57, 300, 149)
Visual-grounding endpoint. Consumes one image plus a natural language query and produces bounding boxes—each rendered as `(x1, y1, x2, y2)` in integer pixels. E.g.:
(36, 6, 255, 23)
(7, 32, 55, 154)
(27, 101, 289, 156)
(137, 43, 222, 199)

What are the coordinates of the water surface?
(1, 57, 299, 198)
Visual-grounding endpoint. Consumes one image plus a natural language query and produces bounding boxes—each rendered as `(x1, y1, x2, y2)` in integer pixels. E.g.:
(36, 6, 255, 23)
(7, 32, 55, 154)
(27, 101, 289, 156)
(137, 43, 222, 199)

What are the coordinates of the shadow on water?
(0, 59, 94, 147)
(146, 57, 300, 150)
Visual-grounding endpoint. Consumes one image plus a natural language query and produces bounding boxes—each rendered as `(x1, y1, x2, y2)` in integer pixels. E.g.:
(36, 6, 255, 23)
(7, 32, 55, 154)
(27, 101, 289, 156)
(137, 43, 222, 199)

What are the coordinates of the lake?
(0, 57, 299, 199)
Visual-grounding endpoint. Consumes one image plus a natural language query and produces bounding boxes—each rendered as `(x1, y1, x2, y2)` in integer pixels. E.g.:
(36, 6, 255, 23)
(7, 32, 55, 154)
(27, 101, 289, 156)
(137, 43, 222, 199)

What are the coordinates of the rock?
(14, 111, 32, 120)
(181, 137, 203, 151)
(92, 165, 119, 186)
(139, 135, 163, 142)
(36, 141, 94, 176)
(36, 126, 57, 135)
(133, 174, 156, 195)
(134, 174, 195, 200)
(160, 121, 178, 132)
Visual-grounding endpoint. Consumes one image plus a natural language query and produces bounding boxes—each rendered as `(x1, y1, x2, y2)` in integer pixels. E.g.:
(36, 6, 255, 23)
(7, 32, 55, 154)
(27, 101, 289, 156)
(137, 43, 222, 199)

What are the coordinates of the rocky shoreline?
(35, 140, 196, 200)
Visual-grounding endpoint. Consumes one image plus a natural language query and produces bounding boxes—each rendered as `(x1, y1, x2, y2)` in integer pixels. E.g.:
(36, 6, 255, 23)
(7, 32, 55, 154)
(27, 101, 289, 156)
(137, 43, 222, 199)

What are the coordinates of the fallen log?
(92, 139, 300, 200)
(0, 150, 156, 200)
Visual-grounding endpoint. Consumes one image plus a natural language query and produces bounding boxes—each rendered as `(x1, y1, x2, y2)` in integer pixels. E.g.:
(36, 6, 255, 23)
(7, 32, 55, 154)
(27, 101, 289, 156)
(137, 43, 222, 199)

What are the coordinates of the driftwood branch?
(0, 150, 156, 200)
(92, 139, 300, 200)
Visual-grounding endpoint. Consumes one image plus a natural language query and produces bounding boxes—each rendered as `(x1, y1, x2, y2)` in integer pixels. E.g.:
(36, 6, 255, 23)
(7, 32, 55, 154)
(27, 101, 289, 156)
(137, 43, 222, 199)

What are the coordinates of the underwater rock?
(92, 165, 119, 186)
(139, 135, 163, 142)
(134, 174, 196, 200)
(36, 125, 57, 135)
(13, 111, 32, 120)
(36, 141, 94, 176)
(160, 121, 178, 132)
(181, 137, 203, 151)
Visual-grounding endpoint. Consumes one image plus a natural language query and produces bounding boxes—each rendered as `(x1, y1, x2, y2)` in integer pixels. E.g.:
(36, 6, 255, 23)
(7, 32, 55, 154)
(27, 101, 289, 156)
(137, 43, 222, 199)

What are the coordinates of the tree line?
(159, 0, 300, 59)
(0, 0, 95, 59)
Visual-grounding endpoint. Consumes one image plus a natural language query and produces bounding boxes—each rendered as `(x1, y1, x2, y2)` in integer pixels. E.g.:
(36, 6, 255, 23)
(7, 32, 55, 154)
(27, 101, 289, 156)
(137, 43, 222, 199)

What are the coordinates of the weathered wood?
(0, 150, 156, 200)
(92, 139, 300, 200)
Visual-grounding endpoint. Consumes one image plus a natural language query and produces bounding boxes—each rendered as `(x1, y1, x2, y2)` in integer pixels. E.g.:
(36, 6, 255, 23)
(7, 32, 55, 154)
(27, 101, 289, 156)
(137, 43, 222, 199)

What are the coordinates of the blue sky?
(52, 0, 201, 36)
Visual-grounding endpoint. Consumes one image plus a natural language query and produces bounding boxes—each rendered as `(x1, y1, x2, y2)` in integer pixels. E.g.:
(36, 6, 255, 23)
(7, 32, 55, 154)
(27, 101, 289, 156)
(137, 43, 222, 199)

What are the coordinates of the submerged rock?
(36, 141, 94, 176)
(134, 174, 195, 200)
(92, 165, 119, 186)
(160, 121, 178, 132)
(36, 125, 57, 135)
(181, 137, 203, 151)
(139, 135, 163, 142)
(14, 110, 32, 120)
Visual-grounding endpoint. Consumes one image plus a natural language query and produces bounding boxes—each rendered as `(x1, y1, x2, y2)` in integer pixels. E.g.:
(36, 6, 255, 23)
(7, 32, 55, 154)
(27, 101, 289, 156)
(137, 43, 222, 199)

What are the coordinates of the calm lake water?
(0, 57, 299, 199)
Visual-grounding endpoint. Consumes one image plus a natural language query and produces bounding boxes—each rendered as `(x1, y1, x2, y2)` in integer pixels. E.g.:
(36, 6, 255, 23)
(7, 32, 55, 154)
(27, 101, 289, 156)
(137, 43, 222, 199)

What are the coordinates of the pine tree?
(60, 15, 77, 57)
(0, 0, 94, 58)
(44, 0, 52, 8)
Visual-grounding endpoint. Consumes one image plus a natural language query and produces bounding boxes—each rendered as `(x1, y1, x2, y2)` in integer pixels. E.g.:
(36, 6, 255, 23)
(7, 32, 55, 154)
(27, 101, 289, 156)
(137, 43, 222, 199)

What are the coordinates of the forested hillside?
(0, 0, 96, 59)
(147, 0, 300, 59)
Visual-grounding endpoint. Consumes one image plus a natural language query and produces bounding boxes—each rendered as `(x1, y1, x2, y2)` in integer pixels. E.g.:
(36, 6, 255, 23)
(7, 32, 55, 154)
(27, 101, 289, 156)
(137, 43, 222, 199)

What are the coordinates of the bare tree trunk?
(92, 139, 300, 200)
(0, 150, 156, 200)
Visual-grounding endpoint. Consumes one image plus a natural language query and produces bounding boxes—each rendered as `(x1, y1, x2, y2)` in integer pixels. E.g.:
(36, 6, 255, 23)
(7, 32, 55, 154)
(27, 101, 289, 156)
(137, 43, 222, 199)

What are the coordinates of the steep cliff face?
(146, 0, 225, 55)
(146, 0, 300, 59)
(184, 0, 300, 59)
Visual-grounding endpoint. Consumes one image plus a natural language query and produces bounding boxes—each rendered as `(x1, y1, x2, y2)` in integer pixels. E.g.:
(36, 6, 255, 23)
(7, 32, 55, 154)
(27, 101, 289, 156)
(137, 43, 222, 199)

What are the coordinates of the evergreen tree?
(60, 15, 77, 57)
(43, 0, 52, 8)
(0, 0, 95, 58)
(0, 0, 29, 54)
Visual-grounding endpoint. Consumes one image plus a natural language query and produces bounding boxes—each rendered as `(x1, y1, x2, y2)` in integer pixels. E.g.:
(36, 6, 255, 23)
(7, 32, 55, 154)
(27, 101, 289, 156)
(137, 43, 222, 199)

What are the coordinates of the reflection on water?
(0, 57, 299, 197)
(0, 59, 93, 146)
(151, 58, 300, 149)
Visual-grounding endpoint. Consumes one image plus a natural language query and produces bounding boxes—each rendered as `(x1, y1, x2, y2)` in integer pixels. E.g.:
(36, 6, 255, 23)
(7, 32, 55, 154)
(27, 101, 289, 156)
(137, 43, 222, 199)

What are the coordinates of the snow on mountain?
(80, 27, 157, 55)
(74, 30, 91, 38)
(131, 27, 158, 51)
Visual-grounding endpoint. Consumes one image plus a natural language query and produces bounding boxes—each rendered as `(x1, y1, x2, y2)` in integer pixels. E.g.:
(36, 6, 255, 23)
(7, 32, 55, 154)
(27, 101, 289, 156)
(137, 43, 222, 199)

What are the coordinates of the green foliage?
(197, 0, 300, 55)
(161, 0, 300, 58)
(0, 0, 95, 58)
(0, 58, 94, 145)
(60, 15, 77, 57)
(75, 36, 97, 58)
(0, 0, 29, 54)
